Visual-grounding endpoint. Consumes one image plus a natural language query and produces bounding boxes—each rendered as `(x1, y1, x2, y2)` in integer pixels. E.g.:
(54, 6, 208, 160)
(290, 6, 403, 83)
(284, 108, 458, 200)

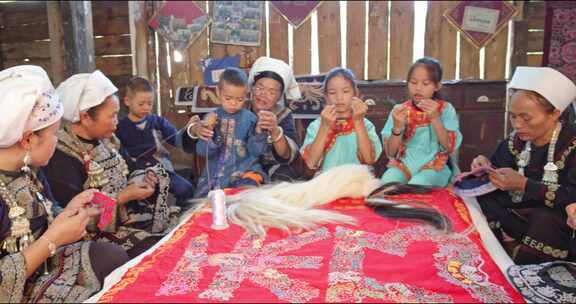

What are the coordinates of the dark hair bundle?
(365, 182, 452, 232)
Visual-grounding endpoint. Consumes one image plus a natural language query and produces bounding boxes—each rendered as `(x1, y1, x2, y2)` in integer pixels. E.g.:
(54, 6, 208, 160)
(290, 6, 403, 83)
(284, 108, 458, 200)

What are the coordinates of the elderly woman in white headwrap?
(0, 66, 128, 302)
(471, 67, 576, 265)
(42, 70, 175, 258)
(189, 57, 301, 181)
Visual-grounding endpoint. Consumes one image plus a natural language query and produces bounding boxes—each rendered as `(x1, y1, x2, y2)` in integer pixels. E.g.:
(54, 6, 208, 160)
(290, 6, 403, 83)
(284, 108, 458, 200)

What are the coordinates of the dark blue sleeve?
(490, 137, 517, 169)
(240, 110, 266, 157)
(181, 131, 197, 154)
(157, 116, 180, 147)
(115, 118, 129, 144)
(280, 112, 299, 144)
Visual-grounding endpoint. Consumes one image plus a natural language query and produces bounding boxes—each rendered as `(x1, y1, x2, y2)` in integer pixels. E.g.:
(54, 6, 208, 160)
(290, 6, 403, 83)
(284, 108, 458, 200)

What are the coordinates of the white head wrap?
(0, 65, 63, 148)
(57, 70, 118, 122)
(509, 66, 576, 112)
(248, 57, 301, 101)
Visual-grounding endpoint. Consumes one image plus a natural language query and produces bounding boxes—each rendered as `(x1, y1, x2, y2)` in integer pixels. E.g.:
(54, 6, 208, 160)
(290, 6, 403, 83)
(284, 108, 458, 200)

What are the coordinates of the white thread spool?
(209, 189, 228, 230)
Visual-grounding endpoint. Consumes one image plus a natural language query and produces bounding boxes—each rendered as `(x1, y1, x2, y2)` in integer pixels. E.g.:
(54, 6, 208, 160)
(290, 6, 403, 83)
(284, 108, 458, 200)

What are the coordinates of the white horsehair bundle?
(225, 164, 382, 236)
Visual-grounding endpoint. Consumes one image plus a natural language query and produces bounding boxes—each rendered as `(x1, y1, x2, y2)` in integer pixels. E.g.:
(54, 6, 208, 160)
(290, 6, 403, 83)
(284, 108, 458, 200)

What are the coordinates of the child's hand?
(351, 97, 368, 122)
(320, 105, 337, 129)
(204, 112, 218, 130)
(418, 98, 440, 119)
(194, 112, 217, 140)
(392, 105, 408, 129)
(196, 125, 214, 140)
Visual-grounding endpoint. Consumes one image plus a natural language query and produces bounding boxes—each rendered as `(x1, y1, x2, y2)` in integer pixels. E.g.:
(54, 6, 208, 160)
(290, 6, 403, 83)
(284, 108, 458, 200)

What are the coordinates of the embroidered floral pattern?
(199, 228, 329, 302)
(327, 226, 452, 303)
(156, 234, 208, 296)
(327, 226, 513, 303)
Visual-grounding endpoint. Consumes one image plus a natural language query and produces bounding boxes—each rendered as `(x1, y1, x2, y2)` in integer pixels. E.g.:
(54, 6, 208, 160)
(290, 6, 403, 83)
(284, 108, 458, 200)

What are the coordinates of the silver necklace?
(510, 122, 562, 203)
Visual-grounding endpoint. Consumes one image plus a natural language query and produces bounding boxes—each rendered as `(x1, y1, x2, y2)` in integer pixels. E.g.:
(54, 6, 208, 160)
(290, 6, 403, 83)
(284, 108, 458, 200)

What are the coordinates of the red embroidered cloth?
(99, 189, 525, 303)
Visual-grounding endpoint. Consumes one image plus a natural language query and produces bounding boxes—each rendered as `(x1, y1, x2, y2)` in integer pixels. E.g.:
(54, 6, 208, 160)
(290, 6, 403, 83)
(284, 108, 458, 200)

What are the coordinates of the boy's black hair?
(218, 67, 248, 89)
(126, 76, 154, 97)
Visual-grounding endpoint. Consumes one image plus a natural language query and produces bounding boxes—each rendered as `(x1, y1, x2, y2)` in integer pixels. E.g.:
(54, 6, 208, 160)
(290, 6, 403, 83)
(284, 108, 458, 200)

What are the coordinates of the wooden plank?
(389, 1, 414, 80)
(0, 2, 46, 27)
(92, 1, 129, 21)
(346, 1, 366, 79)
(0, 36, 128, 60)
(61, 1, 96, 74)
(0, 1, 45, 14)
(512, 1, 525, 21)
(95, 56, 133, 76)
(269, 5, 289, 62)
(96, 35, 132, 55)
(93, 16, 130, 36)
(293, 19, 312, 75)
(47, 1, 65, 85)
(527, 54, 542, 67)
(2, 41, 50, 59)
(527, 16, 545, 30)
(459, 36, 480, 79)
(0, 23, 49, 43)
(510, 19, 528, 73)
(146, 1, 160, 114)
(527, 31, 544, 52)
(367, 1, 388, 80)
(157, 35, 172, 117)
(131, 0, 148, 78)
(317, 1, 341, 73)
(484, 24, 509, 80)
(0, 1, 124, 35)
(424, 1, 458, 79)
(4, 58, 51, 72)
(108, 74, 132, 95)
(526, 1, 545, 23)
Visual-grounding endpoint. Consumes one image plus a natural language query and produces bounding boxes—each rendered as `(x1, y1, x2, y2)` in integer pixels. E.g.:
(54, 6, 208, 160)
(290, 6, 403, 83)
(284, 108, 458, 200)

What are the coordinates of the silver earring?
(21, 151, 31, 174)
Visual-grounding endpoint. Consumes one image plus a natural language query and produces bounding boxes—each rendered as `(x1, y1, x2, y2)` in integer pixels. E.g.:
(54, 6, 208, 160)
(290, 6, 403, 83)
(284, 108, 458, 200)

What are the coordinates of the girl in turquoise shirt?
(301, 68, 382, 172)
(381, 57, 462, 187)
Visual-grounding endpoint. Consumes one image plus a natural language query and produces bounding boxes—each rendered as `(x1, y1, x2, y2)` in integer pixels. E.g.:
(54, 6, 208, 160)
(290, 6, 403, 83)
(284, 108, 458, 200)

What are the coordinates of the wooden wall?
(510, 1, 545, 72)
(0, 1, 547, 112)
(0, 1, 548, 174)
(0, 1, 133, 95)
(145, 1, 548, 120)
